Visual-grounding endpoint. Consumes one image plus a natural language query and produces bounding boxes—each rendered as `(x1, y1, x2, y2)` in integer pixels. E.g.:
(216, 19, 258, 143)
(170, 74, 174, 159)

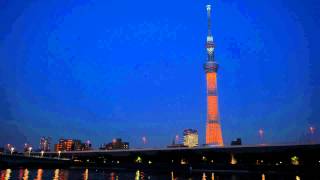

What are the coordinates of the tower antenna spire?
(206, 4, 215, 62)
(206, 4, 212, 36)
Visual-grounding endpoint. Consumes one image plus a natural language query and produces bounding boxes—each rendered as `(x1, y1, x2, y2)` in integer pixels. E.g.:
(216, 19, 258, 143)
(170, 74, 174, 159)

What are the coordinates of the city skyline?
(0, 0, 320, 149)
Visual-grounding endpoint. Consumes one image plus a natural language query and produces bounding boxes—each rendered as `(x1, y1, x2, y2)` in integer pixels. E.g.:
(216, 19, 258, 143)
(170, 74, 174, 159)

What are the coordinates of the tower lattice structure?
(204, 4, 224, 146)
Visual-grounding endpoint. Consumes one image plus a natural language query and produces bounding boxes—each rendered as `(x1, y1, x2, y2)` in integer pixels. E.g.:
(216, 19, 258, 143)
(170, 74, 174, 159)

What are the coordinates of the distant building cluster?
(100, 138, 129, 150)
(183, 129, 199, 147)
(54, 139, 92, 152)
(1, 137, 133, 153)
(168, 129, 199, 148)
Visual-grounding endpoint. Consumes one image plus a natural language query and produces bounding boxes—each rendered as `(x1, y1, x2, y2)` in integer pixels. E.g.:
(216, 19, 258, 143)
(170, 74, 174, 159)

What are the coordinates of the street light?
(10, 147, 14, 155)
(142, 136, 147, 145)
(41, 150, 44, 157)
(58, 151, 61, 159)
(28, 147, 32, 157)
(309, 126, 316, 135)
(258, 128, 264, 144)
(175, 135, 179, 144)
(309, 126, 316, 144)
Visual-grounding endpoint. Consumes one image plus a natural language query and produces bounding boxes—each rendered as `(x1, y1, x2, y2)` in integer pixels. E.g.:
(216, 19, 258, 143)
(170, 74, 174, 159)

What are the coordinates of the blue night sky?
(0, 0, 319, 149)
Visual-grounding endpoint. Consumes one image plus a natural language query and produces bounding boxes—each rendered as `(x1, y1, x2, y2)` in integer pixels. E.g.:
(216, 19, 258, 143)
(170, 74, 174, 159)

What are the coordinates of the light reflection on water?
(202, 172, 206, 180)
(1, 169, 11, 180)
(83, 169, 88, 180)
(0, 168, 314, 180)
(135, 170, 140, 180)
(35, 169, 43, 180)
(23, 169, 29, 180)
(53, 169, 59, 180)
(202, 172, 217, 180)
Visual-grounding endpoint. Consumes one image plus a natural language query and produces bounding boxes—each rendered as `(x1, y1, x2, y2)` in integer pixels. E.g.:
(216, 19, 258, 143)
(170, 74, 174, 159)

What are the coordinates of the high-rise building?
(73, 140, 83, 151)
(100, 138, 129, 150)
(183, 129, 199, 147)
(204, 4, 224, 146)
(40, 137, 51, 152)
(54, 139, 91, 152)
(54, 139, 76, 152)
(55, 139, 70, 152)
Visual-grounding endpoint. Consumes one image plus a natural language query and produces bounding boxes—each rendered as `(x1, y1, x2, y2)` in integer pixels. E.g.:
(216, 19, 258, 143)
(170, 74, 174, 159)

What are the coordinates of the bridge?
(1, 144, 320, 173)
(0, 154, 70, 168)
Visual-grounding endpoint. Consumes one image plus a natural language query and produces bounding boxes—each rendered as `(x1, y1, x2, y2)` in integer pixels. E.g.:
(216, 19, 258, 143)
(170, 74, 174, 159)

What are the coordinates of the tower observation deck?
(204, 4, 224, 146)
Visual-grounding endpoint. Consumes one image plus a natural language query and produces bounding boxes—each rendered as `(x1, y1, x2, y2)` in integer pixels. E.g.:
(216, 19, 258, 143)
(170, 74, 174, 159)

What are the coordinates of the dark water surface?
(0, 168, 317, 180)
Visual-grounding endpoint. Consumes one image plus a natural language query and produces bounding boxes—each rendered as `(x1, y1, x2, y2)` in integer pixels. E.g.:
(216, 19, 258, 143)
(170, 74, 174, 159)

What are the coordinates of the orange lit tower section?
(204, 4, 223, 146)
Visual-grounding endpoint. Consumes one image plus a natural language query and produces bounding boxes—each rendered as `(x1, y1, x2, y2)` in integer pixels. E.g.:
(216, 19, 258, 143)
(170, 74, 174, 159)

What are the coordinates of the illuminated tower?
(204, 4, 223, 146)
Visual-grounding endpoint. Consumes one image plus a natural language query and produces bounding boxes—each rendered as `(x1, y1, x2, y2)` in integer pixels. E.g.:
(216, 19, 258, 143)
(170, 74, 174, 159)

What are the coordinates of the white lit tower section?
(204, 4, 224, 146)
